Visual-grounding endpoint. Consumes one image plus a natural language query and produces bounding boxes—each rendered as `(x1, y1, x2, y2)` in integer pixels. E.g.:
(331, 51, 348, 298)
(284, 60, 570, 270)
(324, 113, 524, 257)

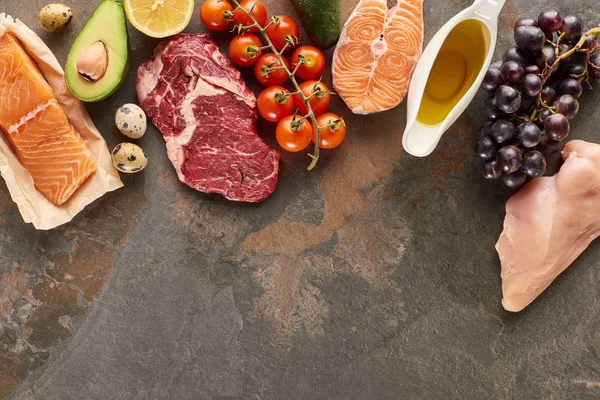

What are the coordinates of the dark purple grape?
(475, 136, 497, 160)
(516, 122, 541, 148)
(567, 63, 586, 77)
(536, 133, 548, 150)
(583, 35, 599, 50)
(495, 85, 522, 114)
(481, 68, 504, 91)
(484, 96, 508, 120)
(478, 121, 494, 139)
(566, 51, 586, 66)
(552, 65, 568, 80)
(540, 109, 553, 122)
(492, 119, 516, 144)
(556, 78, 583, 98)
(558, 42, 573, 54)
(515, 18, 539, 30)
(502, 171, 527, 188)
(553, 45, 573, 77)
(535, 120, 545, 131)
(501, 61, 525, 83)
(521, 150, 547, 178)
(484, 160, 503, 180)
(545, 113, 570, 141)
(554, 95, 579, 120)
(541, 86, 556, 105)
(521, 74, 542, 96)
(502, 46, 528, 66)
(561, 16, 583, 41)
(543, 138, 564, 153)
(589, 52, 600, 79)
(519, 95, 535, 112)
(538, 9, 562, 33)
(490, 60, 503, 70)
(497, 145, 523, 174)
(532, 51, 548, 69)
(524, 65, 541, 74)
(515, 26, 546, 53)
(541, 45, 557, 67)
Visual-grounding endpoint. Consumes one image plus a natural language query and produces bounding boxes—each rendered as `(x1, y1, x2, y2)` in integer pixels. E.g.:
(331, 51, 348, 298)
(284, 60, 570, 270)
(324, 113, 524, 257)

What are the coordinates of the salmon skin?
(0, 33, 96, 206)
(332, 0, 424, 115)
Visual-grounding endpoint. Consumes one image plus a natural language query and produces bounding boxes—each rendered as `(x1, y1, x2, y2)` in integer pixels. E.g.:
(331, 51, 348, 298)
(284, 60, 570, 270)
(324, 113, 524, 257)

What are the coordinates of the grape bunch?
(476, 9, 600, 188)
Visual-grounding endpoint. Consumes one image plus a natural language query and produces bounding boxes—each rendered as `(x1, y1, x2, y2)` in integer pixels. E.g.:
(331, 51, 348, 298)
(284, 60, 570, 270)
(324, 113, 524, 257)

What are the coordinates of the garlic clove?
(77, 40, 108, 82)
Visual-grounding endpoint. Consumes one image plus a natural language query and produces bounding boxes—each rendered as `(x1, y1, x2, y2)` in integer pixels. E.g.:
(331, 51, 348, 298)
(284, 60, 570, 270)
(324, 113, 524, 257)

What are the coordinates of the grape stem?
(532, 26, 600, 120)
(230, 0, 327, 171)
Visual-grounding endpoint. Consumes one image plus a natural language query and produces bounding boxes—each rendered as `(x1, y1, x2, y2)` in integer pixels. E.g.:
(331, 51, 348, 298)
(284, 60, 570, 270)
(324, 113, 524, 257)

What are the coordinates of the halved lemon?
(124, 0, 195, 38)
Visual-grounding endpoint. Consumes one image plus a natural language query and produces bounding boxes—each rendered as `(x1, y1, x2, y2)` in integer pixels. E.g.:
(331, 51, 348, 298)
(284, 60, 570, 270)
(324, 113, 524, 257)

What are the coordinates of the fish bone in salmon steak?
(332, 0, 424, 114)
(0, 33, 97, 206)
(497, 140, 600, 312)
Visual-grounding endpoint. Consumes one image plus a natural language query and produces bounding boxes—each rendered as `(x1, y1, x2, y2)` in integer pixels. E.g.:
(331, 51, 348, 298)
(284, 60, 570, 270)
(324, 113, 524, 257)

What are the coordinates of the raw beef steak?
(136, 34, 279, 202)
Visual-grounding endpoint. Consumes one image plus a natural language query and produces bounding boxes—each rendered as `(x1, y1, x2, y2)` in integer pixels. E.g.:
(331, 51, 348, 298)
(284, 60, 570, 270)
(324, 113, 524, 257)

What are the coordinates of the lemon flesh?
(124, 0, 194, 38)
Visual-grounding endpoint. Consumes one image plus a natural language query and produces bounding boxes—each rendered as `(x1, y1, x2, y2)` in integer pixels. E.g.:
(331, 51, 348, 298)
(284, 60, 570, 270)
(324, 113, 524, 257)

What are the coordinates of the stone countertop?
(2, 0, 600, 399)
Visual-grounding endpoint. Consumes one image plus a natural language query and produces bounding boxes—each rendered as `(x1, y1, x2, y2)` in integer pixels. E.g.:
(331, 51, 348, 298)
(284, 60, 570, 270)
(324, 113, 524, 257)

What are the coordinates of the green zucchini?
(289, 0, 341, 50)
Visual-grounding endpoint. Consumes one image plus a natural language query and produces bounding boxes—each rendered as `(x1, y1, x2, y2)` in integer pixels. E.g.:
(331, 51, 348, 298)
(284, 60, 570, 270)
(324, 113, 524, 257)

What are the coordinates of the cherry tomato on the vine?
(257, 86, 294, 123)
(200, 0, 233, 31)
(232, 0, 267, 32)
(293, 80, 331, 116)
(290, 46, 326, 81)
(265, 16, 299, 52)
(228, 33, 263, 67)
(276, 115, 313, 152)
(254, 53, 290, 86)
(313, 113, 346, 149)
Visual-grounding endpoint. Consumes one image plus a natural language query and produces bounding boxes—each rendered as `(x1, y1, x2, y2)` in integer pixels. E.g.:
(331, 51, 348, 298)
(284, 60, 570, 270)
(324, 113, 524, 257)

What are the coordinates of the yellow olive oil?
(417, 19, 489, 126)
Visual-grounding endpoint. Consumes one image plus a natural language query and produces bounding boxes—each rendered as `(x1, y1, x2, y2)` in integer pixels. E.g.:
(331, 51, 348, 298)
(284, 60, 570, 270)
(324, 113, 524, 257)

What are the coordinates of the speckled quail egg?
(112, 143, 148, 174)
(115, 104, 147, 139)
(38, 4, 73, 33)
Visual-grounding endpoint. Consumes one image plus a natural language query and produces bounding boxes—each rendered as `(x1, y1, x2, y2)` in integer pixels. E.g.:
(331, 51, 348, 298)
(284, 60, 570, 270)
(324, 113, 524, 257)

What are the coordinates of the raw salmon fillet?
(497, 140, 600, 312)
(0, 33, 96, 206)
(332, 0, 424, 114)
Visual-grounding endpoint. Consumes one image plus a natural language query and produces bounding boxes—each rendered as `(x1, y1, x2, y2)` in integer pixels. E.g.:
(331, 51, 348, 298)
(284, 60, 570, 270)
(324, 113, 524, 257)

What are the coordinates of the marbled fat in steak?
(136, 34, 279, 202)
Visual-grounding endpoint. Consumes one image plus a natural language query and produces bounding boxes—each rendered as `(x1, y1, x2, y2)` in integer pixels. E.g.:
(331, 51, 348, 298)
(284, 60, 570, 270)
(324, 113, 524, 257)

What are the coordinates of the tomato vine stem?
(230, 0, 326, 170)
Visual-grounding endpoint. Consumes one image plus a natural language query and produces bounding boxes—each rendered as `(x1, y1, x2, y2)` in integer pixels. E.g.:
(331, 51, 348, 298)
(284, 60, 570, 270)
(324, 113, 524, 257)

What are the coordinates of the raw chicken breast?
(497, 140, 600, 312)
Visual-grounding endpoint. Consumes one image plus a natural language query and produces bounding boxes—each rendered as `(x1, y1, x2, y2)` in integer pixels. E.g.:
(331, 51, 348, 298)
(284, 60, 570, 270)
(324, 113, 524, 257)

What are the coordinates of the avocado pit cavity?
(77, 40, 108, 82)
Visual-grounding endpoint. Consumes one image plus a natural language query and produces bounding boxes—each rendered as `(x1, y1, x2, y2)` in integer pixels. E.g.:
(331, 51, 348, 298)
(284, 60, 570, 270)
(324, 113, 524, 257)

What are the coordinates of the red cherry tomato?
(313, 113, 346, 149)
(232, 0, 267, 32)
(254, 54, 290, 86)
(228, 33, 262, 67)
(290, 46, 326, 81)
(200, 0, 233, 31)
(257, 86, 294, 123)
(293, 80, 331, 116)
(276, 115, 313, 152)
(265, 16, 299, 51)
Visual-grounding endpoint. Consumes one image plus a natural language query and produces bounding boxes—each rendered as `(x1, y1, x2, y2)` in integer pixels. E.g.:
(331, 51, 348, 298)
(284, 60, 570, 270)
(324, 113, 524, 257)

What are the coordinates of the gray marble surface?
(2, 0, 600, 399)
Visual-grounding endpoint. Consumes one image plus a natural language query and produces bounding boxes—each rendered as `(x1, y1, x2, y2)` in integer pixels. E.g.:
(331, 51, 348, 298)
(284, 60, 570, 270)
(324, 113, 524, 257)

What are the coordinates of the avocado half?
(65, 0, 129, 102)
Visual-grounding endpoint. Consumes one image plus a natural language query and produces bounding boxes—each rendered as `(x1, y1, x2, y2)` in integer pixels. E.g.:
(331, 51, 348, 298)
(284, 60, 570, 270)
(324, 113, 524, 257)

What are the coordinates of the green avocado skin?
(289, 0, 341, 50)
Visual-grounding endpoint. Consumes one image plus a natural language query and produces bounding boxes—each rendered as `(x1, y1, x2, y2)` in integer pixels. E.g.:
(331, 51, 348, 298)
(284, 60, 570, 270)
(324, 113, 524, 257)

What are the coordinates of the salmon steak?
(332, 0, 424, 115)
(0, 33, 96, 206)
(497, 140, 600, 312)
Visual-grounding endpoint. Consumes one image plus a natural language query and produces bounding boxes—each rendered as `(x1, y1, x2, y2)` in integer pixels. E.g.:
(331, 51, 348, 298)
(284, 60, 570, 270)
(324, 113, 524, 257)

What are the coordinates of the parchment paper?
(0, 13, 123, 230)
